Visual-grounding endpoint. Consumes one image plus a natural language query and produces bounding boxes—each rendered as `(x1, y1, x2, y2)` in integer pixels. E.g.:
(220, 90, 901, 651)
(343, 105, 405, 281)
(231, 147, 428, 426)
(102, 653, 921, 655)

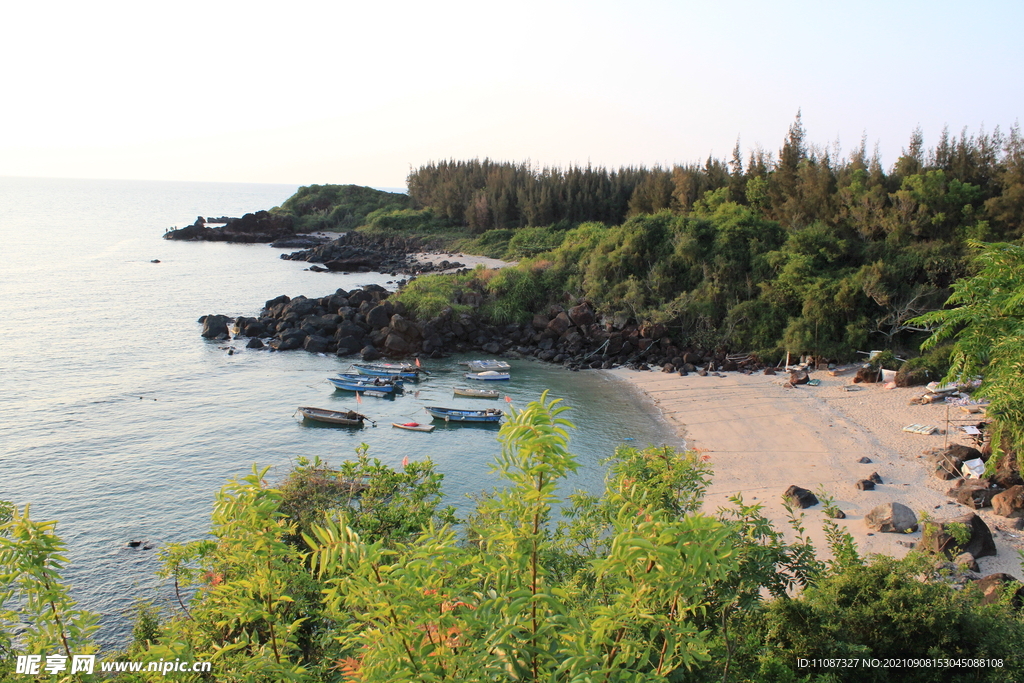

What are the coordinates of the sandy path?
(610, 367, 1024, 576)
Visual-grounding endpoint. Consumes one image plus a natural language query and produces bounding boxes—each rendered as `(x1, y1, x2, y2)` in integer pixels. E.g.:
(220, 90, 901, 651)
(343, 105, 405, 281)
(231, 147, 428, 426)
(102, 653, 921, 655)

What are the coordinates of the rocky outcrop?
(280, 232, 461, 275)
(201, 280, 772, 376)
(165, 212, 295, 243)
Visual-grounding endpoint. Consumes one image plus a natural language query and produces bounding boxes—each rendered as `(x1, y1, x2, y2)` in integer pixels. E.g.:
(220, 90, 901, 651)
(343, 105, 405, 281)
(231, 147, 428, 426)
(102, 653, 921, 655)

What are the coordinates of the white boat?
(454, 387, 500, 398)
(463, 359, 511, 372)
(391, 422, 435, 432)
(465, 370, 510, 381)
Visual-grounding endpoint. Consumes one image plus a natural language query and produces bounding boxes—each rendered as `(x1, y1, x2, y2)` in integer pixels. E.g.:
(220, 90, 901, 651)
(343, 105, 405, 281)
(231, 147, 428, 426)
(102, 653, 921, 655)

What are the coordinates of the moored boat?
(465, 370, 510, 381)
(425, 406, 503, 423)
(463, 359, 511, 372)
(297, 406, 368, 426)
(391, 422, 435, 432)
(352, 362, 426, 381)
(328, 375, 403, 393)
(453, 387, 501, 399)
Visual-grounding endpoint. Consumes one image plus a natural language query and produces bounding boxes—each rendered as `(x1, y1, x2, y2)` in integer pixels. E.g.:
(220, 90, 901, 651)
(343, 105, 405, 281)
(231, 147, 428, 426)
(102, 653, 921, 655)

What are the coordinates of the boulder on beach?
(921, 512, 996, 559)
(991, 485, 1024, 518)
(784, 485, 818, 509)
(865, 502, 918, 533)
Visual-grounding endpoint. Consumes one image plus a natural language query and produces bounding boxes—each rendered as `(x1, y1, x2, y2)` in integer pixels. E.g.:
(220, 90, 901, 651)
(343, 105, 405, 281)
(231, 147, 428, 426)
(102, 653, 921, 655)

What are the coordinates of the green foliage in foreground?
(913, 240, 1024, 474)
(2, 394, 1024, 681)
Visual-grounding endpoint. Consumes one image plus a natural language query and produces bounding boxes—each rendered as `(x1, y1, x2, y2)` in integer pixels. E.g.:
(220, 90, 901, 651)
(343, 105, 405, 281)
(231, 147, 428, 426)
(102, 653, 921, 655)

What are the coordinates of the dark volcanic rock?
(166, 211, 294, 243)
(922, 512, 996, 560)
(947, 479, 1003, 509)
(201, 314, 231, 339)
(784, 485, 818, 509)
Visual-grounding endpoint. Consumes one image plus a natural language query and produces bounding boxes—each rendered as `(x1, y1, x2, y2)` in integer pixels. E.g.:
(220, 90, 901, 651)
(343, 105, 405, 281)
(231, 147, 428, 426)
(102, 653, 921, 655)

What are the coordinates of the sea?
(0, 176, 682, 649)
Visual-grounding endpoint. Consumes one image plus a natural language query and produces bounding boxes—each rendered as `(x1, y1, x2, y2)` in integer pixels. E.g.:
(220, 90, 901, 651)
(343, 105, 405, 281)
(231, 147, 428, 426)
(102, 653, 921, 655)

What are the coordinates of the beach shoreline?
(609, 366, 1024, 576)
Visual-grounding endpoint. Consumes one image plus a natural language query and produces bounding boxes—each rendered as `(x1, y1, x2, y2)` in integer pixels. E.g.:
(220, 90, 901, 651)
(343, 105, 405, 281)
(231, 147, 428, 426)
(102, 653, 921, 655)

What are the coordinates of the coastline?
(609, 367, 1024, 576)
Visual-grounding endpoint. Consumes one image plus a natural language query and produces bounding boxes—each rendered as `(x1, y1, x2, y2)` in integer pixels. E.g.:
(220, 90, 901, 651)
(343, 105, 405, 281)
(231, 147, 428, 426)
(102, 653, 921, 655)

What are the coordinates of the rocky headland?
(164, 212, 296, 243)
(199, 284, 749, 374)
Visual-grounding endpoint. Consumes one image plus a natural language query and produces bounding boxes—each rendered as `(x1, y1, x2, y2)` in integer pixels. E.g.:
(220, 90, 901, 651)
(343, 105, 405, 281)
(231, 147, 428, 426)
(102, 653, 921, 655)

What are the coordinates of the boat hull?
(328, 377, 400, 393)
(425, 406, 503, 423)
(353, 364, 421, 381)
(298, 407, 365, 426)
(465, 372, 510, 381)
(453, 387, 500, 398)
(391, 422, 435, 432)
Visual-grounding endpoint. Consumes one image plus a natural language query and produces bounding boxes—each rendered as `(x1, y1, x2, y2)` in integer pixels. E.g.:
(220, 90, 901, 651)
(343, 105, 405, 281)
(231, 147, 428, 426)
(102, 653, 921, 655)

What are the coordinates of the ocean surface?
(0, 176, 682, 649)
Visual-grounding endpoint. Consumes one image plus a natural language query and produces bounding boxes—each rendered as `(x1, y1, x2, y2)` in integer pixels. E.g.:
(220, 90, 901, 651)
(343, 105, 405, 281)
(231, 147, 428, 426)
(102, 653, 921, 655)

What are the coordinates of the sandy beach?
(410, 251, 517, 273)
(611, 367, 1024, 576)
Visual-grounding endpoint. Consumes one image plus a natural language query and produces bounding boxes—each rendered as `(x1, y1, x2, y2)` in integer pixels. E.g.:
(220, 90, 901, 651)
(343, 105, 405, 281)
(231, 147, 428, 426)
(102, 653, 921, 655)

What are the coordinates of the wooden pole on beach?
(944, 403, 949, 448)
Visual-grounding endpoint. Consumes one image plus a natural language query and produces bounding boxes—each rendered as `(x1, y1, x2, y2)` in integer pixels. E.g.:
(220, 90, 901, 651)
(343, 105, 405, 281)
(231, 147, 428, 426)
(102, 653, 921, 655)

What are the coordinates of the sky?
(2, 0, 1021, 189)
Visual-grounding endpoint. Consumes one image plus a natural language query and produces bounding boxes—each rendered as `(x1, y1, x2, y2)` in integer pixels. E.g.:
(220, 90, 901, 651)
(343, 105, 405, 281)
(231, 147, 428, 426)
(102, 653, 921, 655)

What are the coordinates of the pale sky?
(2, 0, 1021, 188)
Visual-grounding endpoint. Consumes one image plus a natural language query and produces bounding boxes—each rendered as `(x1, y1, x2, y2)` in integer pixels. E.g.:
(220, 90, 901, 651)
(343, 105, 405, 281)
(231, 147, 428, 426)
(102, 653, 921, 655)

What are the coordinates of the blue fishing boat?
(328, 375, 403, 393)
(335, 373, 404, 388)
(425, 406, 504, 423)
(465, 370, 510, 381)
(352, 362, 426, 381)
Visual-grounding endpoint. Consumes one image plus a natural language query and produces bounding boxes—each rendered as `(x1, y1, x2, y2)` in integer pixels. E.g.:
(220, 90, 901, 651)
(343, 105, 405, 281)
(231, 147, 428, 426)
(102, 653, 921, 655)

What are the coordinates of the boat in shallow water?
(425, 406, 504, 423)
(328, 375, 403, 393)
(391, 422, 435, 432)
(462, 359, 511, 372)
(465, 370, 510, 381)
(453, 387, 501, 398)
(297, 406, 368, 426)
(352, 362, 426, 381)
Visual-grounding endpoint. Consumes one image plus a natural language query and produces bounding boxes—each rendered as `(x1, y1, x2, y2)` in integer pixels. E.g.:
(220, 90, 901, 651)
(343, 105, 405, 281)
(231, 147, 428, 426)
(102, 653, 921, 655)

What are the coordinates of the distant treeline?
(269, 117, 1023, 360)
(406, 116, 1024, 239)
(389, 117, 1023, 360)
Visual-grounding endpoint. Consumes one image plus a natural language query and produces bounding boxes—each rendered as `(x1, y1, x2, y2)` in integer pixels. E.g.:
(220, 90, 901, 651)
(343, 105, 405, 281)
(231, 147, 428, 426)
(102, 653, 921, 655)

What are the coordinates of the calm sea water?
(0, 177, 681, 648)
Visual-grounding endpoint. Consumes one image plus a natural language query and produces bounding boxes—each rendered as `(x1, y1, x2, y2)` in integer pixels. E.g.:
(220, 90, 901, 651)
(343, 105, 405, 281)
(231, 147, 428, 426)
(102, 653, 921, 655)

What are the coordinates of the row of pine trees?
(407, 115, 1024, 241)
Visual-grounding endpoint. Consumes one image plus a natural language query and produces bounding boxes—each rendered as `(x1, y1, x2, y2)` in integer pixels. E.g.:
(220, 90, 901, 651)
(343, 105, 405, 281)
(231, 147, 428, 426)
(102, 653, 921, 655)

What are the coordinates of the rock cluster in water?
(200, 286, 759, 374)
(280, 232, 464, 275)
(164, 213, 296, 243)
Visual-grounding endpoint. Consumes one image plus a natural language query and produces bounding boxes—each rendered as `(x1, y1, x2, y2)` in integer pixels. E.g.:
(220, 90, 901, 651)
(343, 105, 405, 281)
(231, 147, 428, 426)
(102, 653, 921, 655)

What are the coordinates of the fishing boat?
(425, 406, 504, 423)
(391, 422, 435, 432)
(453, 387, 500, 399)
(297, 406, 368, 426)
(352, 362, 426, 381)
(328, 375, 403, 393)
(465, 370, 510, 381)
(462, 359, 511, 372)
(336, 372, 404, 388)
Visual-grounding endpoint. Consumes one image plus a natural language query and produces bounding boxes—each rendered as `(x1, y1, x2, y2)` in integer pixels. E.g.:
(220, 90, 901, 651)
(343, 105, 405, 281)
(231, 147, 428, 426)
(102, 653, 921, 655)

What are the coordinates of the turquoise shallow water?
(0, 177, 681, 648)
